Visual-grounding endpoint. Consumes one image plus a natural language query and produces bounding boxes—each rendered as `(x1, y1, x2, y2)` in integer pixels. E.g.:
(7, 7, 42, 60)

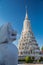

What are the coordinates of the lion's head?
(0, 23, 17, 43)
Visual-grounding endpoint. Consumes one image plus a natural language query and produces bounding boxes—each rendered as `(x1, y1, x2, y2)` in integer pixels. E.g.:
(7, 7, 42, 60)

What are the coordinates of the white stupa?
(18, 9, 42, 59)
(0, 23, 18, 65)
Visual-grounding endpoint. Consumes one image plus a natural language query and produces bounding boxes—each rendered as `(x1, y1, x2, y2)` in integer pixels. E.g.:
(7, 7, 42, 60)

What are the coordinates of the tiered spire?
(23, 7, 30, 32)
(18, 7, 40, 58)
(25, 7, 28, 20)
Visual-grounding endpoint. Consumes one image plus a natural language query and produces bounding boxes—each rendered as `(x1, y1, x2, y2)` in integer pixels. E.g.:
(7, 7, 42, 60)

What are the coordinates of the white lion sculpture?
(0, 23, 18, 65)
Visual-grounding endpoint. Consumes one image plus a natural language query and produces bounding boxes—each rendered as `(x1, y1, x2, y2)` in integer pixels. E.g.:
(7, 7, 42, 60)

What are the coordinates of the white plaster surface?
(0, 23, 18, 65)
(0, 43, 18, 65)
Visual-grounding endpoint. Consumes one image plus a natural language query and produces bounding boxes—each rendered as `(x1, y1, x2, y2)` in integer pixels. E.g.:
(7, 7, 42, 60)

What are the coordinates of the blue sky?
(0, 0, 43, 48)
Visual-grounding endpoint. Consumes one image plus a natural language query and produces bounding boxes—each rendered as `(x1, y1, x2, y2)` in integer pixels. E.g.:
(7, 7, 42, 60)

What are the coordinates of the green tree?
(41, 46, 43, 51)
(32, 56, 35, 60)
(25, 56, 33, 63)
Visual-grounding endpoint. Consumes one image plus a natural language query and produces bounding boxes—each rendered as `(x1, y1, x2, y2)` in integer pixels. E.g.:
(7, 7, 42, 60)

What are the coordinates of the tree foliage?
(41, 46, 43, 51)
(25, 56, 33, 63)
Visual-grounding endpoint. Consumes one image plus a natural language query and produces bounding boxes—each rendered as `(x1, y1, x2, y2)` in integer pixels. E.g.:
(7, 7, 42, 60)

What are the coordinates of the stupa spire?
(18, 8, 41, 59)
(25, 6, 28, 20)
